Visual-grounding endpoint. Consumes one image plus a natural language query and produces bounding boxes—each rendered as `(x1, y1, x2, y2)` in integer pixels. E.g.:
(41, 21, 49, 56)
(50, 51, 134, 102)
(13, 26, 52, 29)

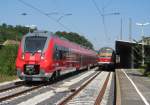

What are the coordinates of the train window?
(24, 36, 47, 53)
(62, 51, 67, 60)
(54, 45, 69, 60)
(54, 49, 61, 60)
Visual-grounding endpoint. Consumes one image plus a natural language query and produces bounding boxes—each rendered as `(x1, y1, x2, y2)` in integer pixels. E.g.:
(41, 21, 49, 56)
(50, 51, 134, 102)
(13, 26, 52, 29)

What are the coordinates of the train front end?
(16, 32, 53, 81)
(98, 47, 115, 69)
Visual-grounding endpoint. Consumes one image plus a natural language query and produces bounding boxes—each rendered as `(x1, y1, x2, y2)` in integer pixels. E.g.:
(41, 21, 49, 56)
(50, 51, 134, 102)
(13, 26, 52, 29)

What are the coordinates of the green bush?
(0, 45, 18, 76)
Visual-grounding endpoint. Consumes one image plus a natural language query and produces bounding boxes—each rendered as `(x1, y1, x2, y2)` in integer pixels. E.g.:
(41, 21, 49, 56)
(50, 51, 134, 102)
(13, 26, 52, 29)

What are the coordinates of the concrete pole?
(129, 18, 134, 68)
(120, 18, 122, 40)
(141, 26, 145, 66)
(129, 18, 132, 41)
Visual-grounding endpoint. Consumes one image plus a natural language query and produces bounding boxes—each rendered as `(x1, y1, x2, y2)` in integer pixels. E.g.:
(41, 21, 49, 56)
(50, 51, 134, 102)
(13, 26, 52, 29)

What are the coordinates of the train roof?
(23, 31, 97, 56)
(52, 36, 97, 56)
(99, 47, 114, 51)
(25, 31, 53, 38)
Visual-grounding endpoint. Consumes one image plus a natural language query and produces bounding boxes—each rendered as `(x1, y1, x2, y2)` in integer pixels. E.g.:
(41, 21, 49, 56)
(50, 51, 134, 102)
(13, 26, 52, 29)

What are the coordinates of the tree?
(55, 31, 93, 49)
(0, 23, 35, 42)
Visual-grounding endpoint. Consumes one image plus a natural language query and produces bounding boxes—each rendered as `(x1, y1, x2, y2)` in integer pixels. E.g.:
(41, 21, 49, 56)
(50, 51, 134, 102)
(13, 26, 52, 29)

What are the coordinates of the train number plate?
(32, 78, 41, 81)
(26, 65, 34, 68)
(26, 77, 32, 81)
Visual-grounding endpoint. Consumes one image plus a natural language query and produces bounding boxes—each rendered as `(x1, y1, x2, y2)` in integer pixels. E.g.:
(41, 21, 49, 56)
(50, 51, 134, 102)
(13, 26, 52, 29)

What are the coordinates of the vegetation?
(0, 75, 16, 83)
(0, 45, 18, 82)
(0, 23, 35, 43)
(132, 43, 142, 68)
(0, 45, 18, 75)
(133, 38, 150, 76)
(139, 46, 150, 76)
(55, 31, 93, 49)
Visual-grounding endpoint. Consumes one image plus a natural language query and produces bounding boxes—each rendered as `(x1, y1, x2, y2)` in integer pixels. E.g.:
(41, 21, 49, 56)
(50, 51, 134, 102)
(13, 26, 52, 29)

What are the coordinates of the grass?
(138, 67, 150, 77)
(0, 74, 17, 83)
(138, 69, 145, 74)
(0, 45, 18, 83)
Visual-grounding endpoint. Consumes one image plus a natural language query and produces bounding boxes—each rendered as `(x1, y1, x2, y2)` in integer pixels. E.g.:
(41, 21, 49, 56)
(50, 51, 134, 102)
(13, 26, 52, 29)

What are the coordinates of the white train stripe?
(122, 69, 149, 105)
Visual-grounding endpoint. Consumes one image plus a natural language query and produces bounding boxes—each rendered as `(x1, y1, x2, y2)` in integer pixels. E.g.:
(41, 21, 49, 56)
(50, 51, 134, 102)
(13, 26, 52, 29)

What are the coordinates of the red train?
(16, 31, 97, 81)
(97, 47, 115, 70)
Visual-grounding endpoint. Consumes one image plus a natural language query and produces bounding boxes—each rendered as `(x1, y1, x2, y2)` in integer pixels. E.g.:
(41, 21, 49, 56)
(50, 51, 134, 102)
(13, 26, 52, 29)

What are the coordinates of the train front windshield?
(24, 36, 47, 53)
(99, 49, 113, 58)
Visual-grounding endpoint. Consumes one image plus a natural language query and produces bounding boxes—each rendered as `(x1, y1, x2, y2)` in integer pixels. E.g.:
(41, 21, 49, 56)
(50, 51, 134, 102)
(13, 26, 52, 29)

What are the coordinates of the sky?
(0, 0, 150, 50)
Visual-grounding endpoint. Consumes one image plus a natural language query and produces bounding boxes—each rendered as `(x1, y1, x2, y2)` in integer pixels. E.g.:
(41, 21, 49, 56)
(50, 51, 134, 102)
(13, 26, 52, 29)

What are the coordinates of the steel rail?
(0, 84, 45, 102)
(58, 71, 101, 105)
(0, 81, 25, 93)
(115, 70, 121, 105)
(94, 72, 111, 105)
(0, 66, 99, 103)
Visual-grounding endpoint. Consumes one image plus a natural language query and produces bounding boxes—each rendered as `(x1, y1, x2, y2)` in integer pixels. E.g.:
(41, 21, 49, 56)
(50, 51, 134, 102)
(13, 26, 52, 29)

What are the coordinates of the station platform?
(116, 69, 150, 105)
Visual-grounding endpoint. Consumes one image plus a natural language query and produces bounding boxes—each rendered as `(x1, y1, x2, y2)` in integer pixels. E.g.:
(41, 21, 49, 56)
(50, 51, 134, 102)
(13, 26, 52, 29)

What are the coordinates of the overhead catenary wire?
(50, 0, 86, 36)
(102, 0, 113, 10)
(91, 0, 103, 16)
(91, 0, 109, 40)
(18, 0, 71, 31)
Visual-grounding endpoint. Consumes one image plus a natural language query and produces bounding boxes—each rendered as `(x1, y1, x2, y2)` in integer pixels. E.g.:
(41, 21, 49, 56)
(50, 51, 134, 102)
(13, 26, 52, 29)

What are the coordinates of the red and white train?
(97, 47, 115, 70)
(16, 31, 97, 81)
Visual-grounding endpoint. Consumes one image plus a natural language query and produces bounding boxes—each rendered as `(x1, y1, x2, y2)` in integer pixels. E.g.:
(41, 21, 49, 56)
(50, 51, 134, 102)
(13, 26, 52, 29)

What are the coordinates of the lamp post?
(136, 22, 150, 66)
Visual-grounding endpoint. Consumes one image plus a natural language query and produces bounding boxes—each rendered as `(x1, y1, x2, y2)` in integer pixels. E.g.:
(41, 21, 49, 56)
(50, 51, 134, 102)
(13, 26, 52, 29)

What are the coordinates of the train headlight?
(41, 53, 45, 60)
(21, 53, 25, 59)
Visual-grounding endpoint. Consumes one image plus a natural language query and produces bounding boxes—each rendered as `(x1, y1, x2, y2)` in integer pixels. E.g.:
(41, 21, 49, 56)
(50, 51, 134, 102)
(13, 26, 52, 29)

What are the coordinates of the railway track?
(0, 83, 46, 102)
(0, 67, 114, 105)
(57, 71, 111, 105)
(0, 81, 25, 93)
(0, 67, 98, 103)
